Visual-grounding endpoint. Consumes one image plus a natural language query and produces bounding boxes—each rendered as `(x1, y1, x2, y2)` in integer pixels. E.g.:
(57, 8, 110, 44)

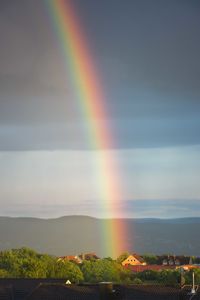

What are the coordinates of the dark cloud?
(0, 0, 200, 149)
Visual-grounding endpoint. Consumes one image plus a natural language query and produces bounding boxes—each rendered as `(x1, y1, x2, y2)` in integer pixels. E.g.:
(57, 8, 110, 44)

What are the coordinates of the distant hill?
(0, 216, 199, 257)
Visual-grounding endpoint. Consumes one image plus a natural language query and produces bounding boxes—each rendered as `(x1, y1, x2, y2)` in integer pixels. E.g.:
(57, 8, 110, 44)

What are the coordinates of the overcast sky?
(0, 0, 200, 218)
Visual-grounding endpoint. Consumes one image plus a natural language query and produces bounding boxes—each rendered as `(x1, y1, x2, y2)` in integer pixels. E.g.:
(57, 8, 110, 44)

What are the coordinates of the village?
(0, 248, 200, 299)
(58, 252, 200, 273)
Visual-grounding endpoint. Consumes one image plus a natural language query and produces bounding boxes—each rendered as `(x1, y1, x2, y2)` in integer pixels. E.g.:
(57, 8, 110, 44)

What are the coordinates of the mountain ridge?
(0, 215, 199, 257)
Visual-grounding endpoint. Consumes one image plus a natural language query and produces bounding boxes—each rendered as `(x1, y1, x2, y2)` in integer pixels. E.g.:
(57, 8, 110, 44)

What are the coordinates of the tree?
(0, 248, 54, 278)
(137, 270, 158, 281)
(0, 247, 131, 282)
(0, 269, 10, 278)
(0, 247, 83, 280)
(157, 270, 180, 286)
(142, 254, 158, 265)
(185, 269, 200, 285)
(0, 250, 21, 277)
(81, 258, 131, 283)
(133, 278, 143, 284)
(116, 252, 130, 264)
(52, 261, 83, 283)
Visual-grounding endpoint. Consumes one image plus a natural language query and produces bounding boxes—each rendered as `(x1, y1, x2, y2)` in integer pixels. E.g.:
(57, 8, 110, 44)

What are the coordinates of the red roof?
(78, 253, 99, 260)
(58, 256, 81, 263)
(130, 253, 145, 264)
(126, 265, 176, 272)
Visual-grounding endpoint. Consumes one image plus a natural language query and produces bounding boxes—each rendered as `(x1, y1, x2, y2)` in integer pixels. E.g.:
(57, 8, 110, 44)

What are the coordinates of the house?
(58, 253, 100, 264)
(57, 255, 82, 264)
(122, 254, 146, 266)
(157, 255, 192, 266)
(78, 253, 99, 261)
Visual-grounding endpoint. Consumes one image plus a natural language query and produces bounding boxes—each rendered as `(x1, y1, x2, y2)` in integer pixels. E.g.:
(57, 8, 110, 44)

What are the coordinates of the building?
(122, 254, 146, 266)
(58, 253, 99, 264)
(78, 253, 99, 261)
(157, 255, 192, 266)
(57, 255, 82, 264)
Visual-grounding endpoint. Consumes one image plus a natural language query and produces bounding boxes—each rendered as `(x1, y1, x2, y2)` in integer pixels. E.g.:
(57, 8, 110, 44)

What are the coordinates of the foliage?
(157, 270, 180, 286)
(116, 252, 130, 264)
(132, 269, 181, 286)
(0, 269, 10, 278)
(0, 247, 196, 286)
(132, 277, 143, 284)
(137, 270, 159, 281)
(0, 247, 83, 282)
(184, 269, 200, 285)
(192, 256, 200, 264)
(142, 254, 158, 265)
(51, 260, 83, 283)
(0, 248, 131, 283)
(81, 258, 131, 283)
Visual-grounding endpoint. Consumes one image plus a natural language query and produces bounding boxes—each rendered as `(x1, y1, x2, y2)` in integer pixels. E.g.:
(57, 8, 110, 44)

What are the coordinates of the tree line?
(0, 247, 198, 285)
(0, 248, 130, 283)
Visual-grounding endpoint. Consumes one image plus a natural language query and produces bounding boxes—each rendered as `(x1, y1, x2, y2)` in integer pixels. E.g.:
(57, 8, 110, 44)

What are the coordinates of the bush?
(184, 269, 200, 285)
(137, 270, 158, 281)
(132, 278, 143, 284)
(157, 270, 180, 286)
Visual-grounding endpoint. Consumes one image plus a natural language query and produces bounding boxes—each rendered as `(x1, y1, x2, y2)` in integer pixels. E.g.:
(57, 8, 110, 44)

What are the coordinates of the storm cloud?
(0, 0, 200, 150)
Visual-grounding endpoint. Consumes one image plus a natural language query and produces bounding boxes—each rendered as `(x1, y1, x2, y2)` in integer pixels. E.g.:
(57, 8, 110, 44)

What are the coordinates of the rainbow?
(45, 0, 128, 257)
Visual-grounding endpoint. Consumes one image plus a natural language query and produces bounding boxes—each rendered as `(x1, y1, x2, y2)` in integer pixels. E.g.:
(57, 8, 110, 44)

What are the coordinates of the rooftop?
(0, 279, 199, 300)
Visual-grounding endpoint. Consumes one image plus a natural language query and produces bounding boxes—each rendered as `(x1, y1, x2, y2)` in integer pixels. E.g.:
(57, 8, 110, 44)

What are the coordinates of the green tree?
(133, 278, 143, 284)
(0, 269, 10, 278)
(0, 248, 54, 278)
(142, 254, 158, 265)
(0, 248, 82, 279)
(185, 269, 200, 285)
(52, 261, 83, 283)
(137, 270, 158, 281)
(0, 250, 21, 277)
(81, 259, 131, 283)
(116, 252, 130, 264)
(157, 270, 180, 286)
(0, 247, 132, 282)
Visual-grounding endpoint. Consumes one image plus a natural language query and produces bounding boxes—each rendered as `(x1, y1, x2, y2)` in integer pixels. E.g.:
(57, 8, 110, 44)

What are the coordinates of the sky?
(0, 0, 200, 218)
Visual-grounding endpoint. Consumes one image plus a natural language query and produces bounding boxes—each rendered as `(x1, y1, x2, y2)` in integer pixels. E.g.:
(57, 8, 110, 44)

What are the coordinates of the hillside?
(0, 216, 199, 257)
